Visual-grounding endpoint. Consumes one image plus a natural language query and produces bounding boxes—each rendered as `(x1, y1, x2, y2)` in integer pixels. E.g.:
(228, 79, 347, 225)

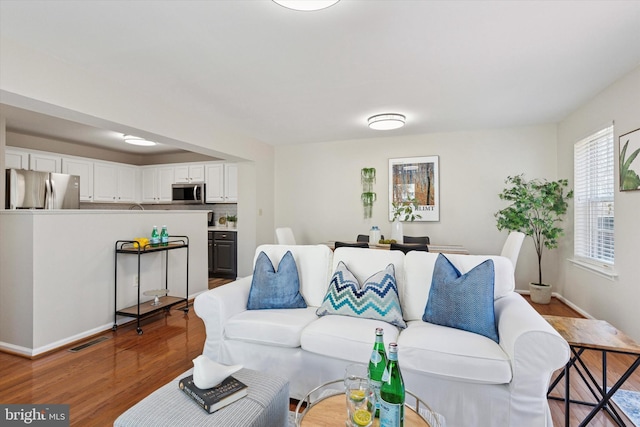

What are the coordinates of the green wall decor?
(361, 168, 376, 218)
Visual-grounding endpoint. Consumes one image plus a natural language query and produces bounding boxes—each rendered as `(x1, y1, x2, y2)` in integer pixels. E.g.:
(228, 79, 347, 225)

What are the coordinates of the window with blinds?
(573, 125, 615, 265)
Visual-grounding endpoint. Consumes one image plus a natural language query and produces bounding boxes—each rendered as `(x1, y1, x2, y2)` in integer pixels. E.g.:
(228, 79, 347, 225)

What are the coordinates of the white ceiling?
(1, 0, 639, 152)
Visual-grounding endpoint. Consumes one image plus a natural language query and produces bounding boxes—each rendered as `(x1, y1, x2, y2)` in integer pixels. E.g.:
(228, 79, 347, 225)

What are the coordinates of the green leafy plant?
(495, 174, 573, 286)
(391, 199, 422, 222)
(226, 215, 237, 222)
(620, 139, 640, 190)
(361, 168, 377, 218)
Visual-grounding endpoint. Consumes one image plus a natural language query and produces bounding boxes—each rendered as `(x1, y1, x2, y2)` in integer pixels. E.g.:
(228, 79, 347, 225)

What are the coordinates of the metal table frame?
(113, 235, 190, 334)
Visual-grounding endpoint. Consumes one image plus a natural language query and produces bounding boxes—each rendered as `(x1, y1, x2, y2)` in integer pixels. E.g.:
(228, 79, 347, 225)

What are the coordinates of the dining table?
(323, 241, 469, 255)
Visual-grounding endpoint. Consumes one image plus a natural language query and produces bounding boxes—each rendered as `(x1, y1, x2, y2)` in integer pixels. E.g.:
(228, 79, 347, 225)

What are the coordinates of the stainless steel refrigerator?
(5, 169, 80, 209)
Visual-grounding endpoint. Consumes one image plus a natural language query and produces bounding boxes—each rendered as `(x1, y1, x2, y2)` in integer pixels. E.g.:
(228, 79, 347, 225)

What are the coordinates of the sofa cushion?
(331, 247, 406, 298)
(397, 320, 512, 384)
(225, 307, 319, 348)
(316, 261, 406, 328)
(301, 315, 400, 362)
(247, 251, 307, 310)
(254, 245, 333, 307)
(423, 254, 499, 342)
(403, 252, 515, 321)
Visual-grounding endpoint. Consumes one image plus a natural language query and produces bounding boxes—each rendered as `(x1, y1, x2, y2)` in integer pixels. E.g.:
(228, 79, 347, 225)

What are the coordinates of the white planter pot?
(529, 283, 552, 304)
(391, 220, 403, 243)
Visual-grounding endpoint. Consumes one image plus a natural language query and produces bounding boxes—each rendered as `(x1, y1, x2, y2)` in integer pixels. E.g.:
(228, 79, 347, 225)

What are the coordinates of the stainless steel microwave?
(172, 182, 205, 204)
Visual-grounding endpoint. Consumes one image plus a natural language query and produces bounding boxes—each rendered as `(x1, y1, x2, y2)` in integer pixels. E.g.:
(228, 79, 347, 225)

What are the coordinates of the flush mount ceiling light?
(123, 135, 157, 146)
(367, 113, 406, 131)
(272, 0, 340, 11)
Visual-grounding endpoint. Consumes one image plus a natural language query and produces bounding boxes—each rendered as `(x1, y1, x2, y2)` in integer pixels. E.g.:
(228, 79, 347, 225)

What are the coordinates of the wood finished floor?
(0, 281, 638, 426)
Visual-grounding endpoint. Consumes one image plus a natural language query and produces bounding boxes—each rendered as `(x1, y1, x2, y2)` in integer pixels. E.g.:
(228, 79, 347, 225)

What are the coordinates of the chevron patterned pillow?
(316, 261, 406, 328)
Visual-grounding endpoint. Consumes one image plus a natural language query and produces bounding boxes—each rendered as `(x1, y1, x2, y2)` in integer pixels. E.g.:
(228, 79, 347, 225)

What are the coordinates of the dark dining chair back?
(390, 242, 429, 254)
(335, 241, 370, 249)
(356, 234, 385, 243)
(403, 235, 430, 244)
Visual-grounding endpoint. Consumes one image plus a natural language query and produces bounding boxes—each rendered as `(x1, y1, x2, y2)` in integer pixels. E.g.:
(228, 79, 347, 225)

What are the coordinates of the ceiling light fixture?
(367, 113, 406, 131)
(272, 0, 340, 11)
(123, 135, 157, 146)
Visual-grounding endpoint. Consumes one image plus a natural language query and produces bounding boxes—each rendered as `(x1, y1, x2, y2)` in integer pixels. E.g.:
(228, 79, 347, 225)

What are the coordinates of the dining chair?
(356, 234, 385, 243)
(500, 231, 525, 269)
(275, 227, 296, 245)
(390, 242, 429, 254)
(403, 235, 430, 244)
(334, 241, 369, 249)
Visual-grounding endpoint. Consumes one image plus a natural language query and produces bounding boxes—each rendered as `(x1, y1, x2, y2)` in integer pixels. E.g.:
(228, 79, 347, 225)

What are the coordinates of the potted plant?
(226, 215, 237, 228)
(390, 199, 422, 243)
(361, 168, 376, 218)
(495, 174, 573, 304)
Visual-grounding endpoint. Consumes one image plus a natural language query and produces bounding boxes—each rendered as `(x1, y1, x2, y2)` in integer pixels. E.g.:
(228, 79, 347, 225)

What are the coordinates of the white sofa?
(194, 244, 569, 427)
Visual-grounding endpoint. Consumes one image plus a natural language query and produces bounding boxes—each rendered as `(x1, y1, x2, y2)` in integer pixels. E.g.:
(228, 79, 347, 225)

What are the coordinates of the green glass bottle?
(379, 342, 405, 427)
(160, 225, 169, 246)
(368, 327, 387, 418)
(150, 225, 160, 247)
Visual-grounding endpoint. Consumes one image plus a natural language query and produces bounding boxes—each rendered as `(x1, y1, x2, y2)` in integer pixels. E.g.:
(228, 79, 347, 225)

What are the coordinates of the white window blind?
(574, 125, 615, 265)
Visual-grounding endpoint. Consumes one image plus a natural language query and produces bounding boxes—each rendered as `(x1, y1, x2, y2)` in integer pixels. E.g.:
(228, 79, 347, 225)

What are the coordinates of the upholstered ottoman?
(114, 368, 289, 427)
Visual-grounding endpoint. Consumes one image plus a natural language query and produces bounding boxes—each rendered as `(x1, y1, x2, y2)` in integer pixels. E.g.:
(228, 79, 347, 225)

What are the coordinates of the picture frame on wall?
(388, 156, 439, 221)
(619, 128, 640, 191)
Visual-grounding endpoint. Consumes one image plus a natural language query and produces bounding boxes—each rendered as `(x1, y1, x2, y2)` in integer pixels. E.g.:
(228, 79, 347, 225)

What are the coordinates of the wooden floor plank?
(0, 292, 637, 426)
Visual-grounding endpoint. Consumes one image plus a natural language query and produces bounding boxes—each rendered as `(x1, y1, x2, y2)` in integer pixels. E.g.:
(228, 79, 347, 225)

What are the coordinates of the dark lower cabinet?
(208, 232, 214, 277)
(212, 231, 237, 279)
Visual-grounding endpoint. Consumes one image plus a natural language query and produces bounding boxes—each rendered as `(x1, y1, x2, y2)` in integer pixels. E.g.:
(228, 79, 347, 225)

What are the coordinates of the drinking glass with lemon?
(344, 364, 375, 427)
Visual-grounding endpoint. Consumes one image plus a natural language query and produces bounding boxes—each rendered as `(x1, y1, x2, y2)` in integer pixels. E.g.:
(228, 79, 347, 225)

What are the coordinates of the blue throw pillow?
(422, 254, 498, 342)
(316, 261, 406, 329)
(247, 251, 307, 310)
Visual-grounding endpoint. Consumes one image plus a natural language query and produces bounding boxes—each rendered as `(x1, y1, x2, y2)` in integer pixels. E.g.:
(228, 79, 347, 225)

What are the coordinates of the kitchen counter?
(0, 209, 209, 357)
(208, 226, 237, 232)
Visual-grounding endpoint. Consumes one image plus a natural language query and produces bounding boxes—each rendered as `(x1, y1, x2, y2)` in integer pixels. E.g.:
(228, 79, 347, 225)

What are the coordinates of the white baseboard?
(516, 289, 595, 319)
(1, 296, 203, 357)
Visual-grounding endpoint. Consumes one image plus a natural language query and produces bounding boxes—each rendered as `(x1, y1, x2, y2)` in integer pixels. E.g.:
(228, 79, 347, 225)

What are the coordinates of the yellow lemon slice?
(349, 390, 365, 402)
(353, 409, 372, 426)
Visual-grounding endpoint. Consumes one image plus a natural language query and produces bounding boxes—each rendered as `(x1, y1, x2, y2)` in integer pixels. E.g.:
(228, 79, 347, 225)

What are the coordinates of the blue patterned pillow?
(422, 254, 498, 342)
(316, 262, 406, 329)
(247, 251, 307, 310)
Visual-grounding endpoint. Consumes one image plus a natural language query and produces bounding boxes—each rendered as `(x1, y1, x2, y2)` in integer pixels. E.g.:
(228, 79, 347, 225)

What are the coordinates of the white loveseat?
(194, 244, 569, 427)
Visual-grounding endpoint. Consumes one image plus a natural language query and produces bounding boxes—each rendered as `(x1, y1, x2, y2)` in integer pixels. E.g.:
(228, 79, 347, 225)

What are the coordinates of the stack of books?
(178, 374, 248, 414)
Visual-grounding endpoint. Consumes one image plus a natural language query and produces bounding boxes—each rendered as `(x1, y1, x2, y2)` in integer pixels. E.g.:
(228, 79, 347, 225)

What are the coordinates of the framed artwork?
(619, 128, 640, 191)
(388, 156, 439, 221)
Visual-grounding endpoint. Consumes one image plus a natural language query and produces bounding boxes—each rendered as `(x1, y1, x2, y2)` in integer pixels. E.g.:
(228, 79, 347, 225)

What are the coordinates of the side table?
(544, 315, 640, 427)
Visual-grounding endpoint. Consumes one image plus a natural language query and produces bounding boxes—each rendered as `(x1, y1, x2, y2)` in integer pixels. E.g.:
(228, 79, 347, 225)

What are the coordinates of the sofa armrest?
(193, 276, 252, 360)
(495, 292, 570, 425)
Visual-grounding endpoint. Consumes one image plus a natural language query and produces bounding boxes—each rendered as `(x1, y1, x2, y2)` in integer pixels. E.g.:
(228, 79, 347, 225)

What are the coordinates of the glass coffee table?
(294, 379, 444, 427)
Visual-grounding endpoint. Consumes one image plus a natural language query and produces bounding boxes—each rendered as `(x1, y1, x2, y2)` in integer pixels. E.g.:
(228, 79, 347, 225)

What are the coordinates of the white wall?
(557, 66, 640, 342)
(275, 124, 559, 291)
(0, 36, 276, 278)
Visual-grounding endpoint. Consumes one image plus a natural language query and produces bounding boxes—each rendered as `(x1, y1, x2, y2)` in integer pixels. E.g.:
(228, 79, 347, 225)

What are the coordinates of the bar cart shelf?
(113, 236, 190, 335)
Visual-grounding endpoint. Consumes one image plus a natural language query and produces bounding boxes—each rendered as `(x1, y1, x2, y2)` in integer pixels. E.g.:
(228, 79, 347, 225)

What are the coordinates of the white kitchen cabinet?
(224, 163, 238, 203)
(62, 157, 94, 201)
(141, 166, 174, 203)
(174, 164, 204, 183)
(94, 162, 137, 202)
(205, 163, 237, 203)
(5, 148, 29, 170)
(117, 165, 137, 202)
(158, 167, 175, 201)
(29, 152, 62, 173)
